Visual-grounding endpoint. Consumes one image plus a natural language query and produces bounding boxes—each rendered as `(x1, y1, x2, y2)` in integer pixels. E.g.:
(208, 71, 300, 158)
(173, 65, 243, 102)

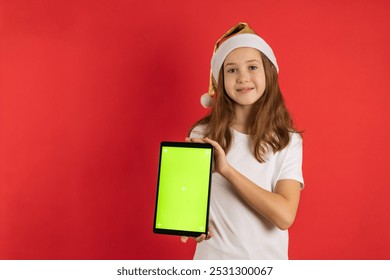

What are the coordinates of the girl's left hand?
(180, 229, 214, 244)
(185, 137, 230, 176)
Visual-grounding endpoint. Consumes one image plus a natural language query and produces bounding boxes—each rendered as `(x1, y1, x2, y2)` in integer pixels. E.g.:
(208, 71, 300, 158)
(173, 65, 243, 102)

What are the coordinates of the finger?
(203, 137, 221, 149)
(205, 230, 214, 240)
(185, 137, 204, 143)
(203, 137, 218, 148)
(181, 236, 189, 243)
(203, 137, 215, 143)
(204, 137, 224, 153)
(195, 234, 207, 243)
(189, 138, 207, 144)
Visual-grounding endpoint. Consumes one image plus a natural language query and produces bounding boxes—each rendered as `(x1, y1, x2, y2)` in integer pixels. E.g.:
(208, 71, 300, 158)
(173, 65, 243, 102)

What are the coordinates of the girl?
(181, 22, 304, 260)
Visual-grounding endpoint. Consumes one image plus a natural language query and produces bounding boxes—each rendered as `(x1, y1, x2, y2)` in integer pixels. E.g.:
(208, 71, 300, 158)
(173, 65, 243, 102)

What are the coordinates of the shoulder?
(275, 132, 304, 187)
(275, 132, 302, 158)
(189, 124, 207, 138)
(280, 132, 303, 160)
(289, 132, 302, 146)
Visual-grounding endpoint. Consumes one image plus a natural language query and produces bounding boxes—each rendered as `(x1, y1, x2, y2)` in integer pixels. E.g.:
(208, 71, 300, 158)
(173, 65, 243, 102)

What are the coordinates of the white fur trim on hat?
(211, 33, 279, 82)
(200, 92, 213, 108)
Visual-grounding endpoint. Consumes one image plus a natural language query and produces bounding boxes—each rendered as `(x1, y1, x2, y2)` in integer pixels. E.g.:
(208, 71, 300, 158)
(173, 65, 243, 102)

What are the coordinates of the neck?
(232, 105, 253, 134)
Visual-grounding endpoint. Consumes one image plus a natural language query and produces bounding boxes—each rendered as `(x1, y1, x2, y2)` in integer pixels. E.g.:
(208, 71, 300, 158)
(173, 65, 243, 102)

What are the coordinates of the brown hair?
(189, 51, 299, 163)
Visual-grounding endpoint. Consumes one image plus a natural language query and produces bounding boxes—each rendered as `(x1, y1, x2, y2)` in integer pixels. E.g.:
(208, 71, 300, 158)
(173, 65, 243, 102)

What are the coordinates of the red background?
(1, 0, 390, 259)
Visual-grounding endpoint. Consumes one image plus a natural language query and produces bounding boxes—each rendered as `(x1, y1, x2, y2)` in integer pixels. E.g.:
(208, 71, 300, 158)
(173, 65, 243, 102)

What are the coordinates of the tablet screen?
(153, 142, 213, 237)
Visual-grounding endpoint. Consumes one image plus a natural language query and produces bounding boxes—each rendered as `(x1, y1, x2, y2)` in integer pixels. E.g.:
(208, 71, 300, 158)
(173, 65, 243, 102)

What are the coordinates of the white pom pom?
(200, 93, 213, 108)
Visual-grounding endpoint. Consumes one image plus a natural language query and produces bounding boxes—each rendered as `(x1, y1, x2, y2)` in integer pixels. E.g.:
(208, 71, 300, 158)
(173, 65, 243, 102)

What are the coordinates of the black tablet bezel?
(153, 141, 213, 237)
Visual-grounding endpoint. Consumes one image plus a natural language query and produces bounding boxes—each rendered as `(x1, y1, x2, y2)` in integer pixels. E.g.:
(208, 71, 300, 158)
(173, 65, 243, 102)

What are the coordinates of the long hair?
(189, 51, 298, 163)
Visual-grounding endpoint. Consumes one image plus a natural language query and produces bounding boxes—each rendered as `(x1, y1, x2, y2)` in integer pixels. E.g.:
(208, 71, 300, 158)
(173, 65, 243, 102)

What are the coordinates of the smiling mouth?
(236, 87, 254, 93)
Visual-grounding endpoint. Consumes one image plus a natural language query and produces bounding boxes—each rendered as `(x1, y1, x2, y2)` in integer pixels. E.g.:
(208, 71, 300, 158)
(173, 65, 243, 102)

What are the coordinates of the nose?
(237, 71, 249, 84)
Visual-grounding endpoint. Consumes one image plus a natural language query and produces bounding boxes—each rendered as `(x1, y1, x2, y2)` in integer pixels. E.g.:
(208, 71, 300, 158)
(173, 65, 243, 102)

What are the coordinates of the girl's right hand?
(180, 230, 214, 244)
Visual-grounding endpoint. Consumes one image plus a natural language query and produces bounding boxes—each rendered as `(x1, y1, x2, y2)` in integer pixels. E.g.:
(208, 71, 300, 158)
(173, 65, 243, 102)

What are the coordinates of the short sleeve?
(189, 125, 206, 138)
(275, 133, 304, 188)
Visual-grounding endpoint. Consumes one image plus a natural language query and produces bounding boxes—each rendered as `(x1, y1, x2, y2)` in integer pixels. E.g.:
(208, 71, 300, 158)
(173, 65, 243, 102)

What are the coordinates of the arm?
(222, 167, 300, 230)
(188, 137, 301, 231)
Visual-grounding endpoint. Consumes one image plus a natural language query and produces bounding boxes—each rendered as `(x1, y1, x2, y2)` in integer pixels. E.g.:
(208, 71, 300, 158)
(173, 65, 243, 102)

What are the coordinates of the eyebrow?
(224, 59, 261, 67)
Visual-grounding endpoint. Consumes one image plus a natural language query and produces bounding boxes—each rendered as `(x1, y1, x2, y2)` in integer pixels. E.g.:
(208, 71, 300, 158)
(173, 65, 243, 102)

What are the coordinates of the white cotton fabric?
(190, 126, 303, 259)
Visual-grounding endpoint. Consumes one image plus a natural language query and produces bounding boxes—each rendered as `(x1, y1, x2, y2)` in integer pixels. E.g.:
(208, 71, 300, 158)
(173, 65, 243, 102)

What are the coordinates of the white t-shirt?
(190, 125, 304, 260)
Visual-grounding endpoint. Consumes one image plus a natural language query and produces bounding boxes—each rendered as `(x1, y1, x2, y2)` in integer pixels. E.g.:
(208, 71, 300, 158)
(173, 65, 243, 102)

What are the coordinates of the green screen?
(155, 144, 212, 235)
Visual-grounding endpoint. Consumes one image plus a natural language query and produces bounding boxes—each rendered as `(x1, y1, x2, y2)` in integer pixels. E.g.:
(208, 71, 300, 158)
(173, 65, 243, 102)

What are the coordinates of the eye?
(226, 68, 237, 73)
(249, 65, 258, 71)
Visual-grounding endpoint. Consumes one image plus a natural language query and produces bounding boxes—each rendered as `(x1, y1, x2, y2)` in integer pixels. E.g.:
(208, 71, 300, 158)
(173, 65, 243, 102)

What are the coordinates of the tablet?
(153, 141, 213, 237)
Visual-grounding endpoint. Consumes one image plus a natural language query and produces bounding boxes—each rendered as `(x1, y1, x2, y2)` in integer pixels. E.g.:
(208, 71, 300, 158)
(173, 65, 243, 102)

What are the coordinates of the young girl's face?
(223, 47, 266, 108)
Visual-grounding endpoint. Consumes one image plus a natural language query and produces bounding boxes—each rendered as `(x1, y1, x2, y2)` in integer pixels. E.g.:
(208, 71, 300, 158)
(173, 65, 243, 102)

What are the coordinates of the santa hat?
(200, 22, 279, 108)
